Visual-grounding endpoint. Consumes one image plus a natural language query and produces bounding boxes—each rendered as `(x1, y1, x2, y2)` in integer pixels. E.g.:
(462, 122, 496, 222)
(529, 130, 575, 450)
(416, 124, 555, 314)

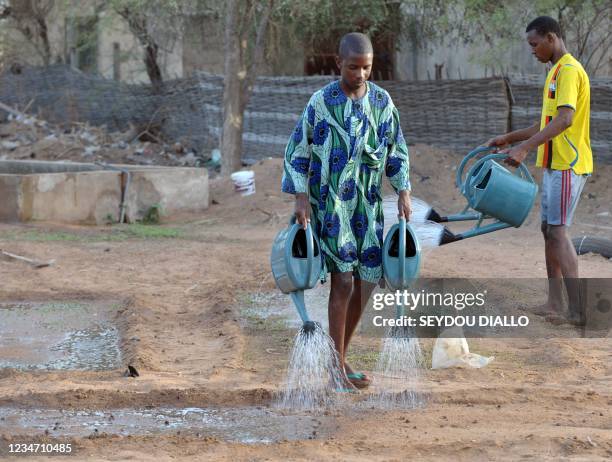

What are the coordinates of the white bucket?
(230, 170, 256, 196)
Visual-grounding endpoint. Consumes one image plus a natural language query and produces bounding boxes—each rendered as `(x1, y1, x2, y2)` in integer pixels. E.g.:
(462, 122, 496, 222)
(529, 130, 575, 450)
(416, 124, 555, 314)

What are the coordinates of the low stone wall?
(0, 161, 209, 224)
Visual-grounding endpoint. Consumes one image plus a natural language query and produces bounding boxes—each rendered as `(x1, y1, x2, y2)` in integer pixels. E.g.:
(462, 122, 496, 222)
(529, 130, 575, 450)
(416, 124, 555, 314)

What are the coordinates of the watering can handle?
(289, 214, 314, 288)
(399, 217, 406, 288)
(456, 146, 497, 190)
(464, 153, 536, 204)
(305, 221, 314, 287)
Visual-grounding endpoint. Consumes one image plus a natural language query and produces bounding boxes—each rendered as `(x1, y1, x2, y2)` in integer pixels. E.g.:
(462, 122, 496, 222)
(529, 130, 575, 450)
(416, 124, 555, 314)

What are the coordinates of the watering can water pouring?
(428, 146, 538, 245)
(270, 217, 322, 334)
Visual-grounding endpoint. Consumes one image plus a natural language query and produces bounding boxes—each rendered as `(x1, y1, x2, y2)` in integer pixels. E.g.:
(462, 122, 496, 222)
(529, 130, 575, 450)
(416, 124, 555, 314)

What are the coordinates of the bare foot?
(544, 313, 569, 325)
(531, 301, 564, 317)
(545, 311, 585, 327)
(566, 311, 586, 327)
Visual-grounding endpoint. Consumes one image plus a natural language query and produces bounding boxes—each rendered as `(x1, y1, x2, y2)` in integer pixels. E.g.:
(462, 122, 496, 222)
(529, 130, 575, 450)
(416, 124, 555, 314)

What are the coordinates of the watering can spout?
(439, 227, 462, 246)
(426, 208, 446, 223)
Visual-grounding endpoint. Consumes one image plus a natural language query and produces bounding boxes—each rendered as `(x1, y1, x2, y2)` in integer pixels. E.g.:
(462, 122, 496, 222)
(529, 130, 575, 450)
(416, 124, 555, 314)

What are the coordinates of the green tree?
(221, 0, 399, 173)
(459, 0, 611, 75)
(278, 0, 391, 54)
(0, 0, 55, 67)
(108, 0, 186, 89)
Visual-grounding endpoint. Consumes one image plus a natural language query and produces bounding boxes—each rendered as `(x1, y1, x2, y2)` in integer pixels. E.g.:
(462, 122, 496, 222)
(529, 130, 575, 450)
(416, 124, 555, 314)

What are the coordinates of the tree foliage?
(0, 0, 55, 67)
(108, 0, 187, 87)
(277, 0, 392, 53)
(458, 0, 611, 74)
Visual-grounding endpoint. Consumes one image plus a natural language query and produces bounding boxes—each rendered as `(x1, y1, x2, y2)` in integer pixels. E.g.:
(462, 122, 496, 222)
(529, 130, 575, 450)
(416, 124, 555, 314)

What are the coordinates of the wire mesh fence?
(0, 65, 610, 163)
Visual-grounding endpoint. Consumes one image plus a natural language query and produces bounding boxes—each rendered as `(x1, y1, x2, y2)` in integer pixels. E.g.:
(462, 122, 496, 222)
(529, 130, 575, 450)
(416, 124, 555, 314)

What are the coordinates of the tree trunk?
(145, 42, 163, 90)
(221, 0, 274, 175)
(35, 16, 51, 66)
(117, 7, 164, 90)
(221, 0, 245, 175)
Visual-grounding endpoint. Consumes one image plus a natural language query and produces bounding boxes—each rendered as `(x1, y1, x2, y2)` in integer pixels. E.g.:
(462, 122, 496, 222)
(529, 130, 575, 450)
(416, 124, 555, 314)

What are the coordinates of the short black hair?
(526, 16, 562, 38)
(338, 32, 373, 59)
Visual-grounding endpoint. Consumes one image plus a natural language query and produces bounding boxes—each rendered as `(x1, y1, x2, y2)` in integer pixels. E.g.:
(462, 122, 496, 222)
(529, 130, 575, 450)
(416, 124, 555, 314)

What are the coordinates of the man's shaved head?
(335, 32, 373, 94)
(338, 32, 373, 59)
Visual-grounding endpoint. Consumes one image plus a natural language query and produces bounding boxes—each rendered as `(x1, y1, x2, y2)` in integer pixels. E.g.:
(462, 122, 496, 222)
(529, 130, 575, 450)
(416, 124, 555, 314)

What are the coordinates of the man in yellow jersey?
(486, 16, 592, 326)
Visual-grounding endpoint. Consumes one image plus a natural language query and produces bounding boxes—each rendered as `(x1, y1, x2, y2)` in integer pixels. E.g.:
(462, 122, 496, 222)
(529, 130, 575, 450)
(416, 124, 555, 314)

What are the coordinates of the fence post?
(502, 77, 516, 133)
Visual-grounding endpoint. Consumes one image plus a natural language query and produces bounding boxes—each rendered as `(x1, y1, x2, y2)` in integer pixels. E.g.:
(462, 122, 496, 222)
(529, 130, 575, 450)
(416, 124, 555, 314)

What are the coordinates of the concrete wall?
(0, 161, 209, 225)
(396, 39, 543, 81)
(22, 171, 122, 224)
(0, 170, 121, 224)
(0, 160, 101, 174)
(0, 175, 23, 222)
(123, 167, 209, 223)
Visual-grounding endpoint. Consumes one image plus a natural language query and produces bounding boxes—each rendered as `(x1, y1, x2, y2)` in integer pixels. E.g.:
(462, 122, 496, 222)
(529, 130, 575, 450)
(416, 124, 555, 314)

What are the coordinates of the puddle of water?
(0, 301, 122, 371)
(0, 407, 332, 443)
(245, 285, 330, 330)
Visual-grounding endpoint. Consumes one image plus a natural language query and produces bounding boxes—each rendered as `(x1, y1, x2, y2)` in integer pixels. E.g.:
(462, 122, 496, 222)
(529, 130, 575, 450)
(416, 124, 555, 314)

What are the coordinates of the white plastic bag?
(431, 329, 494, 369)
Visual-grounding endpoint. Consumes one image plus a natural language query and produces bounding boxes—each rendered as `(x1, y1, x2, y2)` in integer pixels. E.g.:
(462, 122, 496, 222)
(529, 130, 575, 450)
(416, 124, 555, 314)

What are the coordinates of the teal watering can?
(270, 217, 322, 333)
(429, 146, 538, 245)
(382, 217, 421, 290)
(382, 217, 421, 334)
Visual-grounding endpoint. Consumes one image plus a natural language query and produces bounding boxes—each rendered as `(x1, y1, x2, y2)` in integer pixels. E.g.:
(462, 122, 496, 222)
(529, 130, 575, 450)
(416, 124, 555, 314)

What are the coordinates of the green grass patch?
(112, 223, 181, 239)
(0, 230, 84, 242)
(243, 313, 290, 333)
(141, 204, 162, 225)
(0, 224, 182, 243)
(346, 346, 380, 371)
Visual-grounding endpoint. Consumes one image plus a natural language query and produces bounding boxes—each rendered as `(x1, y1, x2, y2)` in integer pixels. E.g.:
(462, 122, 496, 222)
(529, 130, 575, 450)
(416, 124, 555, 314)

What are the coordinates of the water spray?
(368, 217, 425, 408)
(271, 217, 345, 410)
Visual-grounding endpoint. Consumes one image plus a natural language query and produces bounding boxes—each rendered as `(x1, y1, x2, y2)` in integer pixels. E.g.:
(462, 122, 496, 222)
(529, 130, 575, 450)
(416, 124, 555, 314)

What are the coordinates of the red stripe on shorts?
(561, 171, 566, 225)
(565, 170, 572, 225)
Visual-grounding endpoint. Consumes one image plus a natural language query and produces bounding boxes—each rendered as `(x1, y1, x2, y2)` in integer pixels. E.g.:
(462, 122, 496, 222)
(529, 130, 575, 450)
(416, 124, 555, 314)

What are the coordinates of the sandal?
(347, 372, 371, 389)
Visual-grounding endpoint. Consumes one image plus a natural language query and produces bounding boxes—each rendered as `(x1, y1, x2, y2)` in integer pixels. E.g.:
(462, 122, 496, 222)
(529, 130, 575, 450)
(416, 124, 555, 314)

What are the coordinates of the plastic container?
(230, 170, 255, 196)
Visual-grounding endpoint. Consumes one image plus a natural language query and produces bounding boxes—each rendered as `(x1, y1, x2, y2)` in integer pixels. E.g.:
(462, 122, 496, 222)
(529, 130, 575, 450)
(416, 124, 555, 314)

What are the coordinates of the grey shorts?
(541, 168, 587, 226)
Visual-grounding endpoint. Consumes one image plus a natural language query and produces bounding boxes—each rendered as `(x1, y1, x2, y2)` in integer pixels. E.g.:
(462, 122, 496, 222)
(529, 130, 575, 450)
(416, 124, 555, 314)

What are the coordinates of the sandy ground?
(0, 145, 610, 461)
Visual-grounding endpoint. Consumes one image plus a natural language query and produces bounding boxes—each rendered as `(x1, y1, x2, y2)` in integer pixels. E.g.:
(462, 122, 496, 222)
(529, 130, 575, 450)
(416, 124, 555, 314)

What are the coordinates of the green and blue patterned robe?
(281, 80, 410, 283)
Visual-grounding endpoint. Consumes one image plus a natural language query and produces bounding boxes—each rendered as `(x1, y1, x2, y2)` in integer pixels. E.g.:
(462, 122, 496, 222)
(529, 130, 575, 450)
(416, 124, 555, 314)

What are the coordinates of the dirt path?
(0, 149, 610, 460)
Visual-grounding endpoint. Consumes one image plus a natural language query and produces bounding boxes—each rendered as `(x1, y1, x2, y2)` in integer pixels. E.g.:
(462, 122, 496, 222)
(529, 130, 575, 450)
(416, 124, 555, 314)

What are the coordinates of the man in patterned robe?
(281, 32, 411, 389)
